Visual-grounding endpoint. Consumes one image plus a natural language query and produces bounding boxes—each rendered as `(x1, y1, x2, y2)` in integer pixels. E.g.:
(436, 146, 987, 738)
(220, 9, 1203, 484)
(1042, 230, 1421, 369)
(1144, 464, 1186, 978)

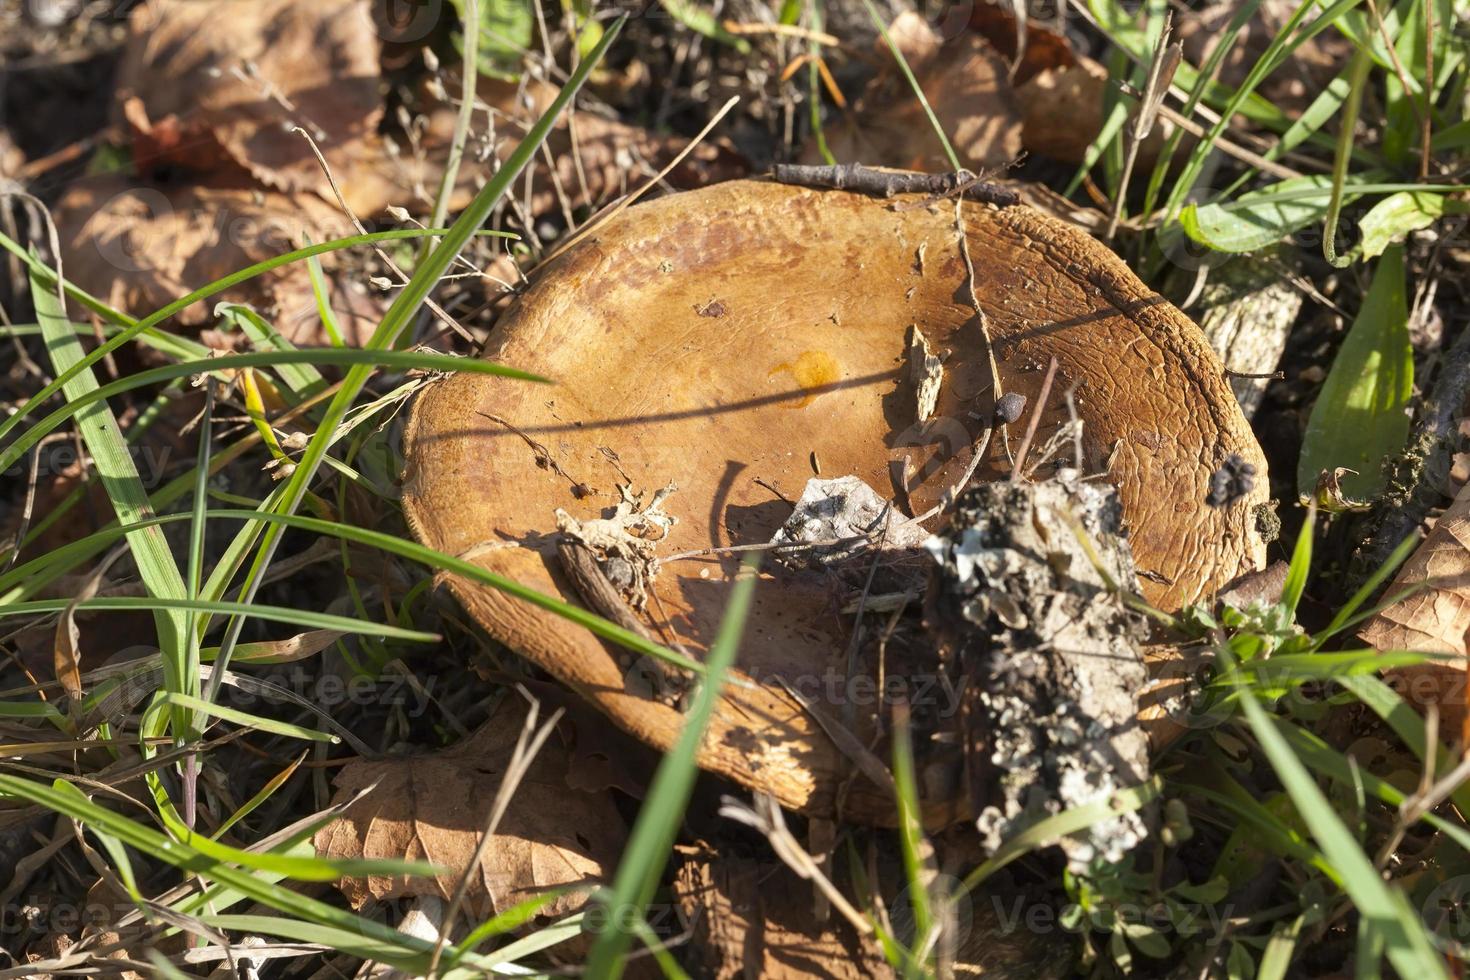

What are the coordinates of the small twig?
(1010, 357, 1059, 483)
(719, 793, 875, 935)
(1106, 16, 1180, 240)
(291, 127, 476, 343)
(723, 20, 840, 45)
(539, 96, 741, 269)
(660, 531, 874, 564)
(1110, 81, 1306, 181)
(772, 162, 1019, 208)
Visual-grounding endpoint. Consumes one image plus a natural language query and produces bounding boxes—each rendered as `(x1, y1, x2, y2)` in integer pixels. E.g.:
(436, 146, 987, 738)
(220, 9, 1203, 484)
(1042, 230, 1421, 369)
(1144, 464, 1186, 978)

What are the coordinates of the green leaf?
(449, 0, 533, 79)
(1227, 940, 1257, 979)
(657, 0, 751, 52)
(1179, 175, 1346, 253)
(1257, 916, 1304, 980)
(1359, 192, 1468, 259)
(1297, 248, 1412, 502)
(1124, 922, 1172, 959)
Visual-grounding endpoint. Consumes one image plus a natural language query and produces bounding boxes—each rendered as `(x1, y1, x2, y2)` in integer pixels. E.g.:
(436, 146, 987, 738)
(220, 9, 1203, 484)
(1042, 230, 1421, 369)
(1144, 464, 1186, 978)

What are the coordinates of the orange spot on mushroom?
(768, 350, 840, 408)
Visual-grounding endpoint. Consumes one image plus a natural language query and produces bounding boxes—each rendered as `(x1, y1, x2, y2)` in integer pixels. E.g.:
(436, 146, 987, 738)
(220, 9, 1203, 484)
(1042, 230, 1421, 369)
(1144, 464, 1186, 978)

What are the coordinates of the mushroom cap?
(402, 179, 1267, 820)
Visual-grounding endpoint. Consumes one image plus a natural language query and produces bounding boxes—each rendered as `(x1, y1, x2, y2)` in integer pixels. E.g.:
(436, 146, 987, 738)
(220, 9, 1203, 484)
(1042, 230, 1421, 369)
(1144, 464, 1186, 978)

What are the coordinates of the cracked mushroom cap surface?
(401, 179, 1267, 820)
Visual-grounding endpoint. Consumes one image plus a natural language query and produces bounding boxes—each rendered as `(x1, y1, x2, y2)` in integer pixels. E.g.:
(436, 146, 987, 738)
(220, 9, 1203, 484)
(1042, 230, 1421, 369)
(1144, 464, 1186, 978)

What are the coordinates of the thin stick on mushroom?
(1010, 357, 1060, 484)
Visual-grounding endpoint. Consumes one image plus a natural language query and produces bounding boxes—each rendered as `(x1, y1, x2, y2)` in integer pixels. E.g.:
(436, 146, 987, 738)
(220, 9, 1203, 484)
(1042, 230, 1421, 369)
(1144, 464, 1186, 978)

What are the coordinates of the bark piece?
(1192, 253, 1302, 418)
(926, 475, 1151, 869)
(771, 475, 927, 569)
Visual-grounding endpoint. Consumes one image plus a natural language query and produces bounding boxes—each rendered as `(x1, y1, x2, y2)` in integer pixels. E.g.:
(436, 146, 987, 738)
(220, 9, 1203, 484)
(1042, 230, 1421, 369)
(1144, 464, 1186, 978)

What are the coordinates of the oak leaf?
(314, 703, 626, 921)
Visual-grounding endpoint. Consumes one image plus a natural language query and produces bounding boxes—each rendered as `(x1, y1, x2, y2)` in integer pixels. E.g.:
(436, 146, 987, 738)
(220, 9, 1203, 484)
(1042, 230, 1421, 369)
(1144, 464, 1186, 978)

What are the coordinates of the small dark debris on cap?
(995, 392, 1028, 424)
(1206, 454, 1256, 508)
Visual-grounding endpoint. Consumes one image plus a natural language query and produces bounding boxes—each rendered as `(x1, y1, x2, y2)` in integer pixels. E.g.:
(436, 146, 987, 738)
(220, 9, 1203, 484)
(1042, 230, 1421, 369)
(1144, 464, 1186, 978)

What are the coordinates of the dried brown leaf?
(1014, 53, 1181, 170)
(811, 20, 1022, 172)
(1360, 483, 1470, 731)
(55, 175, 382, 343)
(118, 0, 383, 209)
(314, 702, 626, 920)
(967, 3, 1078, 84)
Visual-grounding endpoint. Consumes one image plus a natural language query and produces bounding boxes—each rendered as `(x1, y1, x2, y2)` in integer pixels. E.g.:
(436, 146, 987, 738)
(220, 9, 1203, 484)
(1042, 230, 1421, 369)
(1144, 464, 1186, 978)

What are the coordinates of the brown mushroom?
(401, 179, 1268, 822)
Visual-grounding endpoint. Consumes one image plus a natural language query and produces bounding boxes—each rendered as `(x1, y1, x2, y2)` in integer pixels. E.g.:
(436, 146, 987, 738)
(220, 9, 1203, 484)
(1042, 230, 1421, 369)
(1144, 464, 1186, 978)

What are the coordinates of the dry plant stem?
(5, 431, 72, 571)
(1364, 0, 1427, 139)
(1106, 19, 1180, 241)
(718, 793, 874, 934)
(723, 20, 840, 45)
(1374, 707, 1440, 870)
(426, 691, 565, 976)
(1355, 317, 1470, 579)
(906, 426, 996, 526)
(290, 127, 475, 343)
(421, 0, 478, 256)
(1010, 357, 1059, 482)
(538, 96, 741, 269)
(1110, 81, 1305, 181)
(777, 678, 897, 797)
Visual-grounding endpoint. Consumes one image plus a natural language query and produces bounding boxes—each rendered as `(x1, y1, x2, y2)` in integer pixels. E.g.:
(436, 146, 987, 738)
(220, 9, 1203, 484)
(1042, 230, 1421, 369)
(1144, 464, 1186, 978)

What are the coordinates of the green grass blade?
(205, 17, 626, 704)
(1280, 502, 1316, 617)
(0, 347, 545, 477)
(584, 557, 759, 977)
(31, 266, 193, 729)
(860, 0, 960, 170)
(0, 595, 439, 641)
(219, 303, 327, 400)
(1230, 659, 1448, 977)
(0, 775, 491, 971)
(0, 227, 510, 448)
(0, 507, 696, 673)
(154, 692, 337, 743)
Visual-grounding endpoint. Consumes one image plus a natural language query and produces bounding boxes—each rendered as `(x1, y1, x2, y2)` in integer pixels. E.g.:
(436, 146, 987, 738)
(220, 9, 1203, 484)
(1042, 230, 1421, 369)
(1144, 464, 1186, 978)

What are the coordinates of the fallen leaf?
(1014, 55, 1170, 168)
(117, 0, 384, 209)
(811, 14, 1022, 172)
(55, 175, 382, 344)
(673, 849, 893, 979)
(967, 2, 1078, 83)
(1360, 481, 1470, 733)
(314, 701, 626, 921)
